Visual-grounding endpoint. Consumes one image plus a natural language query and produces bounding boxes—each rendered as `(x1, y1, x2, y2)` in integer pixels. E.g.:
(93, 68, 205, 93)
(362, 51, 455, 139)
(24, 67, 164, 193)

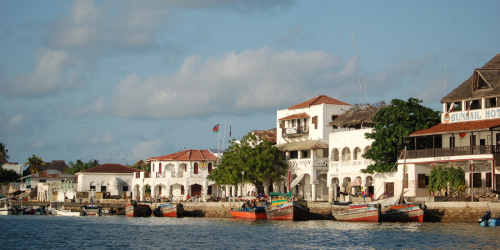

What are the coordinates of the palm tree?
(24, 154, 45, 174)
(0, 142, 9, 160)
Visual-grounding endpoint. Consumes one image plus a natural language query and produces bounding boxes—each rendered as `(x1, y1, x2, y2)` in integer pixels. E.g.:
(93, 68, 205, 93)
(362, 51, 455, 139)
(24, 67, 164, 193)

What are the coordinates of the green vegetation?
(0, 142, 9, 161)
(207, 132, 288, 194)
(64, 159, 100, 175)
(427, 166, 465, 196)
(24, 154, 45, 174)
(0, 168, 20, 184)
(362, 98, 441, 174)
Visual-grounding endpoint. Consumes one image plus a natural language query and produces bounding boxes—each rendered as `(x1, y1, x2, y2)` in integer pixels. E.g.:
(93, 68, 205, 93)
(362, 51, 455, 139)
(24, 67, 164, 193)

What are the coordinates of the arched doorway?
(191, 184, 202, 196)
(317, 174, 328, 201)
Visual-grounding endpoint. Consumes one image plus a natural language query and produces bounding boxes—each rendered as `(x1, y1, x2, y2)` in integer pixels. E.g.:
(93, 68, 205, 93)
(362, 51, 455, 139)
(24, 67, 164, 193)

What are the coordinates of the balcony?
(156, 172, 166, 178)
(171, 171, 183, 178)
(282, 125, 309, 138)
(405, 145, 500, 159)
(330, 160, 373, 173)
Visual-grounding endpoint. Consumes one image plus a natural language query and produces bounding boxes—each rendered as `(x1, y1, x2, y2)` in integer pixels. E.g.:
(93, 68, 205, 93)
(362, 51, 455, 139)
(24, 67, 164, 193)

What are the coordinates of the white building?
(1, 155, 23, 176)
(132, 149, 221, 202)
(326, 102, 405, 202)
(400, 54, 500, 198)
(275, 95, 351, 201)
(19, 170, 74, 200)
(75, 163, 141, 197)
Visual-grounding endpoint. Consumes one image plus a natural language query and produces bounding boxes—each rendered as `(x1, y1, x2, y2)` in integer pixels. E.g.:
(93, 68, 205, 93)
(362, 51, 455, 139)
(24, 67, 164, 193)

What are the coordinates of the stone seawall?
(425, 202, 500, 223)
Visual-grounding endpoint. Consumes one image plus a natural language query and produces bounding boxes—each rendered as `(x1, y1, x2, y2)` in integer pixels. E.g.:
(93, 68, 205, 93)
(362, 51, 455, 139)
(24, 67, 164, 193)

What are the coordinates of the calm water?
(1, 216, 500, 249)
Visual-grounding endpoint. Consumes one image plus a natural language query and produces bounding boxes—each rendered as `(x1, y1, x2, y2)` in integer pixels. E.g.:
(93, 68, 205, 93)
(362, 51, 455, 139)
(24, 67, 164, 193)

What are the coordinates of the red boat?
(265, 192, 309, 221)
(380, 203, 424, 223)
(153, 203, 184, 217)
(229, 197, 267, 220)
(332, 204, 380, 222)
(126, 202, 152, 217)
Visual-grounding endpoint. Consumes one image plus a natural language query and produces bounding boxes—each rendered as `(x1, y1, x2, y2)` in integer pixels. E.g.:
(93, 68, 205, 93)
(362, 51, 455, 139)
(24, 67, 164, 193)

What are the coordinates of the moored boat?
(80, 205, 102, 216)
(54, 206, 81, 216)
(126, 202, 152, 217)
(332, 204, 380, 222)
(229, 197, 267, 220)
(0, 198, 13, 215)
(153, 203, 184, 217)
(379, 203, 424, 223)
(266, 192, 309, 221)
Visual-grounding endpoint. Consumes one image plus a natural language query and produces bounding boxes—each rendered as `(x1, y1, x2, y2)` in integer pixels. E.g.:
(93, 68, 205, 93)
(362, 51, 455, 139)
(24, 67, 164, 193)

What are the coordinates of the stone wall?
(425, 202, 500, 223)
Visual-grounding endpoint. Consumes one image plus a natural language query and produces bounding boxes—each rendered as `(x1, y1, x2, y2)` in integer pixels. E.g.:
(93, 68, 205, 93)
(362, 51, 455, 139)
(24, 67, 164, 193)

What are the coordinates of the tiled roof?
(410, 118, 500, 136)
(287, 95, 351, 110)
(278, 112, 310, 121)
(146, 149, 216, 162)
(82, 163, 142, 173)
(252, 128, 277, 144)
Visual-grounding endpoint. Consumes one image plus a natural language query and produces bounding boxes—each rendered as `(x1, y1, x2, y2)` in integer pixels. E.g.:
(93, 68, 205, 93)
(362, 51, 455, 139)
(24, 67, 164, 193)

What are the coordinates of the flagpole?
(217, 128, 220, 164)
(223, 112, 228, 150)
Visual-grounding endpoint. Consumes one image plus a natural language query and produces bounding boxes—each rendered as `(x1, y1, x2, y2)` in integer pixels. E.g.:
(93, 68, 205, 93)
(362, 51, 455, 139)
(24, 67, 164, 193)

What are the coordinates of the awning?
(290, 174, 305, 189)
(274, 140, 328, 152)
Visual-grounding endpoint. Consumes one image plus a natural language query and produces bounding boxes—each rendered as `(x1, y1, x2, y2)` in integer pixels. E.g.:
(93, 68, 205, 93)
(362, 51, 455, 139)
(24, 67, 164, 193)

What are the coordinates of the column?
(231, 185, 236, 197)
(311, 183, 317, 201)
(237, 184, 242, 197)
(225, 186, 230, 198)
(140, 185, 145, 201)
(328, 186, 334, 202)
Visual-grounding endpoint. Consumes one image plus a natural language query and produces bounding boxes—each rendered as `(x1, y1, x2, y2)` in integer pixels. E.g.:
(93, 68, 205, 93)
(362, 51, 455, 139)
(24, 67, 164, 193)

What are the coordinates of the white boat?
(0, 198, 13, 215)
(54, 206, 81, 216)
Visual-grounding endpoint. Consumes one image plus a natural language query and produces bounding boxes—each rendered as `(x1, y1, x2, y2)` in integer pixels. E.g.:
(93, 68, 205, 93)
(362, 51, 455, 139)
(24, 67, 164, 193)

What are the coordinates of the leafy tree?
(65, 159, 100, 175)
(207, 132, 288, 194)
(24, 154, 45, 174)
(0, 142, 9, 161)
(0, 167, 20, 184)
(362, 98, 441, 174)
(427, 166, 465, 196)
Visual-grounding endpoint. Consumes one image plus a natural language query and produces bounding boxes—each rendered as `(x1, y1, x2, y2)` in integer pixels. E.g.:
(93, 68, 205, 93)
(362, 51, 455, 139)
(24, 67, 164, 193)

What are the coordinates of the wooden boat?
(80, 205, 102, 216)
(266, 192, 309, 221)
(153, 203, 184, 217)
(380, 203, 424, 223)
(332, 204, 380, 222)
(54, 206, 81, 216)
(126, 202, 152, 217)
(229, 197, 267, 220)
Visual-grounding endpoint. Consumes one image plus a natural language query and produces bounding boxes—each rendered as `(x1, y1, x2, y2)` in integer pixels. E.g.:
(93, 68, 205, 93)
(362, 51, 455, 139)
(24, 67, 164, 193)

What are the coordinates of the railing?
(156, 172, 165, 178)
(171, 171, 183, 178)
(282, 125, 309, 137)
(191, 173, 203, 178)
(405, 145, 500, 159)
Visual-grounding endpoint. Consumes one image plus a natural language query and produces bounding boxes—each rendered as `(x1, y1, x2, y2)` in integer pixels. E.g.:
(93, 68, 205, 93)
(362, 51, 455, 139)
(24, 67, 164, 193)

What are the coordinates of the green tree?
(427, 166, 465, 196)
(207, 132, 288, 194)
(24, 154, 45, 174)
(0, 168, 20, 184)
(362, 98, 441, 174)
(65, 159, 100, 174)
(0, 142, 9, 161)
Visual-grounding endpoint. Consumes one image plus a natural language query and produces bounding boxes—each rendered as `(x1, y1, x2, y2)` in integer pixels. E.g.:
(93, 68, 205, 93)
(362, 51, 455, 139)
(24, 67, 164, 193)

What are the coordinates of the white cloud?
(9, 114, 24, 126)
(87, 132, 116, 146)
(131, 139, 164, 160)
(73, 47, 349, 118)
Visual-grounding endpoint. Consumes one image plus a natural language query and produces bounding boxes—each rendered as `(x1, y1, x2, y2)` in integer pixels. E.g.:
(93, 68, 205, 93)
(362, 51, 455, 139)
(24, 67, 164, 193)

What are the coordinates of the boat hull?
(333, 206, 380, 222)
(153, 204, 184, 217)
(480, 218, 500, 227)
(380, 205, 424, 223)
(230, 209, 267, 220)
(126, 203, 152, 217)
(266, 201, 309, 221)
(81, 206, 101, 216)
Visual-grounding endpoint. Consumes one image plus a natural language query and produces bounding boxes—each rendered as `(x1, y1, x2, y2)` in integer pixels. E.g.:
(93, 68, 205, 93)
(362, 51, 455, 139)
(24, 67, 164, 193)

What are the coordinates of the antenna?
(351, 31, 363, 103)
(444, 52, 447, 96)
(364, 78, 368, 104)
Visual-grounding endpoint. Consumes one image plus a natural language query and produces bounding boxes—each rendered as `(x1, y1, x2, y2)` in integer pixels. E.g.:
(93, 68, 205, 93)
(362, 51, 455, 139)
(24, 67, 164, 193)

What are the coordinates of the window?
(208, 163, 213, 174)
(291, 119, 296, 127)
(181, 185, 185, 195)
(312, 116, 318, 129)
(466, 99, 482, 110)
(101, 186, 107, 192)
(470, 173, 481, 188)
(301, 150, 309, 158)
(194, 163, 199, 174)
(207, 186, 213, 195)
(159, 163, 162, 174)
(290, 151, 299, 159)
(486, 97, 499, 108)
(470, 135, 477, 146)
(486, 172, 492, 188)
(123, 183, 129, 192)
(449, 136, 455, 147)
(39, 179, 46, 183)
(90, 182, 96, 190)
(152, 163, 155, 172)
(418, 174, 427, 188)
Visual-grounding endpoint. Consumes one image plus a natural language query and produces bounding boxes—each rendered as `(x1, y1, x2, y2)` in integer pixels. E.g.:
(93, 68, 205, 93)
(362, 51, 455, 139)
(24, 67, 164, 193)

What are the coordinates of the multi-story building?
(399, 54, 500, 198)
(132, 149, 220, 202)
(275, 95, 351, 201)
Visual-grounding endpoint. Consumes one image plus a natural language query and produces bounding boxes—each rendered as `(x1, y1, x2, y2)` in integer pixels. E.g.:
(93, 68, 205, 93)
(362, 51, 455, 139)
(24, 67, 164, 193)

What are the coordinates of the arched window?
(90, 181, 96, 190)
(152, 163, 155, 172)
(353, 147, 362, 160)
(159, 163, 162, 174)
(194, 163, 199, 174)
(208, 163, 213, 174)
(342, 147, 351, 161)
(331, 148, 339, 161)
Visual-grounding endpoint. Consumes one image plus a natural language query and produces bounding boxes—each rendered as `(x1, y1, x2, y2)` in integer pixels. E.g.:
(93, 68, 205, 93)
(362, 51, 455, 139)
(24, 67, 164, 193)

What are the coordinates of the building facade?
(76, 163, 141, 198)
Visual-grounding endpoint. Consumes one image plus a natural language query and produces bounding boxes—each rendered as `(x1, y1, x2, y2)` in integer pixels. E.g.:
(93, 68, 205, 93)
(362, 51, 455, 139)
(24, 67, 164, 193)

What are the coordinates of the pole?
(401, 146, 407, 205)
(471, 161, 474, 202)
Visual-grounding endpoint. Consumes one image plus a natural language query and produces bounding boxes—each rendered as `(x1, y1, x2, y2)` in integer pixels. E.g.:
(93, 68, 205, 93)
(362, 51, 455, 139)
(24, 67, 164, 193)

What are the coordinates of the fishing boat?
(379, 202, 425, 223)
(266, 192, 309, 221)
(478, 210, 500, 227)
(126, 202, 152, 217)
(229, 197, 267, 220)
(54, 206, 81, 216)
(153, 203, 184, 217)
(80, 205, 102, 216)
(332, 203, 380, 222)
(0, 198, 13, 215)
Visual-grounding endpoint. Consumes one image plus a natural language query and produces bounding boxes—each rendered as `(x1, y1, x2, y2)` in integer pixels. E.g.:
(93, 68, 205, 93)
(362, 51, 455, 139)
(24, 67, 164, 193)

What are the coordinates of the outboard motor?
(479, 210, 491, 226)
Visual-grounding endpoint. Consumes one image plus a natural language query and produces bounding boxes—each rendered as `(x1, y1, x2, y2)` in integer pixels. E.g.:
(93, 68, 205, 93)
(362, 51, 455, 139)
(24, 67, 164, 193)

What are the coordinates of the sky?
(1, 0, 500, 167)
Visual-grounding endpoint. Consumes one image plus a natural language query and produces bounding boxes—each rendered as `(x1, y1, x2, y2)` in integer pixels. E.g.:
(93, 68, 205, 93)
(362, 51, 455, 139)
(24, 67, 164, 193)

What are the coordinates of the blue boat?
(478, 210, 500, 227)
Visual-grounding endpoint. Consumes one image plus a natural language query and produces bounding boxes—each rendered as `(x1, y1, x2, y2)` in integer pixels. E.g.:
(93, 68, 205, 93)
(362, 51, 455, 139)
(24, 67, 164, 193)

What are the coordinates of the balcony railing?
(171, 171, 183, 178)
(156, 172, 165, 178)
(282, 125, 309, 137)
(405, 145, 500, 159)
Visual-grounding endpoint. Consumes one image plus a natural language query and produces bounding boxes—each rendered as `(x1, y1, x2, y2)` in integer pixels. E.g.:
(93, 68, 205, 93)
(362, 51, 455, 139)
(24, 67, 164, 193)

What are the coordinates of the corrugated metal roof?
(274, 140, 328, 151)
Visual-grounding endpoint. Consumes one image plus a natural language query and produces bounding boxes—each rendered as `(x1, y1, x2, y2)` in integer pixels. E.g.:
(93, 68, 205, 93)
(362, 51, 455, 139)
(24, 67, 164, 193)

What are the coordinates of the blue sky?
(1, 0, 500, 167)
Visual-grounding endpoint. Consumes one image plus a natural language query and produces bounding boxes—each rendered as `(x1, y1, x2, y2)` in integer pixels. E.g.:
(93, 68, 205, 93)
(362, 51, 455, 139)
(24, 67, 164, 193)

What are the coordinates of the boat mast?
(400, 146, 407, 205)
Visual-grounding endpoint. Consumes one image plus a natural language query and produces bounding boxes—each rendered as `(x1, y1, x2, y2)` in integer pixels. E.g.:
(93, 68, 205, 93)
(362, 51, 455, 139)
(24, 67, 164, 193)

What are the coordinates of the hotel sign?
(442, 109, 500, 123)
